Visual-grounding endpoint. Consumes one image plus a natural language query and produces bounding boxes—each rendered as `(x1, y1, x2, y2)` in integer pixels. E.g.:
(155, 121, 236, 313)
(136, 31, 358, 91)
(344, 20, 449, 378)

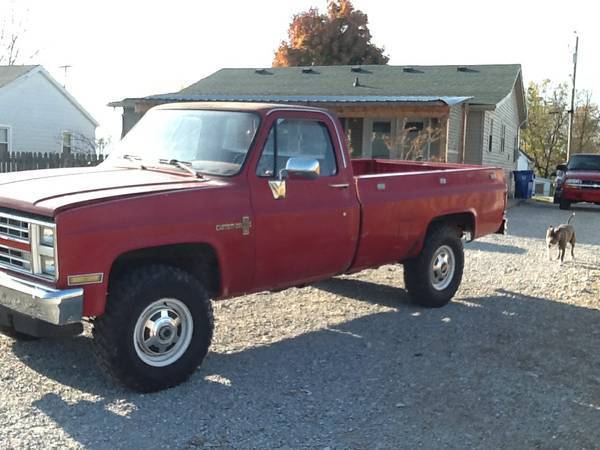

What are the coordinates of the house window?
(405, 121, 424, 132)
(500, 124, 506, 153)
(488, 119, 494, 152)
(371, 121, 392, 159)
(0, 127, 9, 154)
(62, 132, 73, 154)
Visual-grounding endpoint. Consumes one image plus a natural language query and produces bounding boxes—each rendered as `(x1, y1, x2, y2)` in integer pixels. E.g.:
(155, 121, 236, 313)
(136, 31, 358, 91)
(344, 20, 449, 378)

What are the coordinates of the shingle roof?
(170, 64, 522, 107)
(0, 65, 38, 89)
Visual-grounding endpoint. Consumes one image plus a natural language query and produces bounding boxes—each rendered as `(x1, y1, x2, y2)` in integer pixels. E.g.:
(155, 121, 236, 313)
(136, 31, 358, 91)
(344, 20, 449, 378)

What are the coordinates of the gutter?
(109, 94, 475, 108)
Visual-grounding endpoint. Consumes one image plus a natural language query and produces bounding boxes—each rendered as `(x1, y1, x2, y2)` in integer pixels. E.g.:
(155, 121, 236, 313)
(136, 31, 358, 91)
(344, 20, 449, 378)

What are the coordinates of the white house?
(517, 149, 534, 171)
(0, 65, 98, 154)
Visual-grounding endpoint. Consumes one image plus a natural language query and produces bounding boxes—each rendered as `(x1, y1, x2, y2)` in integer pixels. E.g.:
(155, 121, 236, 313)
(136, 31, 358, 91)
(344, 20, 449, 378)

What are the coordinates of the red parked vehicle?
(0, 103, 507, 391)
(554, 154, 600, 210)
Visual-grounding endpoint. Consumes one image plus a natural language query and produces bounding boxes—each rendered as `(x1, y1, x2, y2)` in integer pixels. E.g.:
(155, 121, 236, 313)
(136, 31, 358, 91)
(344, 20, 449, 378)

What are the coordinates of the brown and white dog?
(546, 213, 576, 264)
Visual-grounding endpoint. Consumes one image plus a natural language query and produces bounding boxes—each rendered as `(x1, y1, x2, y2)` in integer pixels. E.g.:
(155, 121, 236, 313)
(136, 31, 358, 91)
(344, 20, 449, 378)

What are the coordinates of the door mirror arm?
(269, 169, 288, 200)
(268, 158, 320, 200)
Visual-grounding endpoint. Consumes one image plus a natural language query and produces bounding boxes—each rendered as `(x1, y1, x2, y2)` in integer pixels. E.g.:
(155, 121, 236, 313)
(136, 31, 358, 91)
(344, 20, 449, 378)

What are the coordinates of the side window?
(0, 127, 9, 154)
(256, 127, 276, 177)
(256, 119, 338, 177)
(62, 131, 73, 155)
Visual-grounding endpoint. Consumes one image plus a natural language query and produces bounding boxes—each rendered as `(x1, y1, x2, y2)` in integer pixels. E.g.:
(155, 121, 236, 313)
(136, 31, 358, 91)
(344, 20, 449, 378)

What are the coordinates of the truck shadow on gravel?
(464, 241, 527, 254)
(10, 283, 600, 449)
(313, 277, 414, 308)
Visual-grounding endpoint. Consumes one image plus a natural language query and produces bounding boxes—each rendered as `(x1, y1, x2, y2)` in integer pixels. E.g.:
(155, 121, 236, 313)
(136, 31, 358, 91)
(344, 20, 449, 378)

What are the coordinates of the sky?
(2, 0, 598, 144)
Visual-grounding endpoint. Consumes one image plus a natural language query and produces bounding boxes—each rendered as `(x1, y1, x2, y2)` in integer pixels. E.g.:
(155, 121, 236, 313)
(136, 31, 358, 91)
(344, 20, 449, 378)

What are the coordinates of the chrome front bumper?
(0, 272, 83, 326)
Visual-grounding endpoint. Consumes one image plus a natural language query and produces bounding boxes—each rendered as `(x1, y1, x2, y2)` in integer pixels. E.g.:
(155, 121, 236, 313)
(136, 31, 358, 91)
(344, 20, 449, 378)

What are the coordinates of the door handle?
(329, 183, 350, 189)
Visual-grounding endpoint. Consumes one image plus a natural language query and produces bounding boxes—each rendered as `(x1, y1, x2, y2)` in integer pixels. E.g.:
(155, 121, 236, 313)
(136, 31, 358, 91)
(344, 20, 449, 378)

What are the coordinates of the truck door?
(248, 111, 360, 290)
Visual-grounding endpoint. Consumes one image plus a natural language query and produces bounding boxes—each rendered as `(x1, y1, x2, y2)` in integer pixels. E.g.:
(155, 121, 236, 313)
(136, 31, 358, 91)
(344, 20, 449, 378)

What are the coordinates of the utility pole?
(58, 65, 72, 89)
(566, 33, 578, 161)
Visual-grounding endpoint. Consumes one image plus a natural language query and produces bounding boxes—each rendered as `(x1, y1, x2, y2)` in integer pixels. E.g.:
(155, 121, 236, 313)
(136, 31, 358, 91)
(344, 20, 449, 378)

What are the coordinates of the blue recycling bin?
(513, 170, 534, 198)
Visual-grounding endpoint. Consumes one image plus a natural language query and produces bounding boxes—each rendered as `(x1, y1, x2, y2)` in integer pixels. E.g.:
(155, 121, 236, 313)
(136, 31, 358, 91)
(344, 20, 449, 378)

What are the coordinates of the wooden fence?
(0, 152, 105, 173)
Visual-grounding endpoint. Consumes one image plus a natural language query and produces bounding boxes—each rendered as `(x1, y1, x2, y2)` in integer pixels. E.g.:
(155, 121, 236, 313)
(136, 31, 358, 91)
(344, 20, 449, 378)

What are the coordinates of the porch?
(325, 104, 457, 163)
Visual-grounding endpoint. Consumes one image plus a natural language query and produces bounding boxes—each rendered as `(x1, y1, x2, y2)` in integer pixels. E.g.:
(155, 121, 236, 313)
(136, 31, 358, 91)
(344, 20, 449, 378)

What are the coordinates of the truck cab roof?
(154, 101, 331, 115)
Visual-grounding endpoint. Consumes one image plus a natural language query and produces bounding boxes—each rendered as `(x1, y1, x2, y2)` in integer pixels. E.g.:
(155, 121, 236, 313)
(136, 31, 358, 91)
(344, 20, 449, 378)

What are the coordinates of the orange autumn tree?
(273, 0, 388, 67)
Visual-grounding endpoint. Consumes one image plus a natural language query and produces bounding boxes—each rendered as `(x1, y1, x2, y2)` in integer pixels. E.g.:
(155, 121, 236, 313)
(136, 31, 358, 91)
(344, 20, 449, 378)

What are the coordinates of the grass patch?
(533, 195, 554, 204)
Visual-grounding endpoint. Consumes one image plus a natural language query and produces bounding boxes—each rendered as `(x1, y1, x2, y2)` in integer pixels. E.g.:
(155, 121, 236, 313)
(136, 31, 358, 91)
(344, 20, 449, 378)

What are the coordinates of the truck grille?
(0, 216, 30, 242)
(581, 180, 600, 189)
(0, 212, 36, 275)
(0, 211, 56, 279)
(0, 245, 31, 271)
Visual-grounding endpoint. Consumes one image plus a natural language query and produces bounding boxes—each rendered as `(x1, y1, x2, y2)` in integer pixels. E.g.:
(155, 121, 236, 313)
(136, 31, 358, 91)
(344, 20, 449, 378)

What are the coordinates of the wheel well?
(427, 212, 476, 240)
(109, 243, 221, 297)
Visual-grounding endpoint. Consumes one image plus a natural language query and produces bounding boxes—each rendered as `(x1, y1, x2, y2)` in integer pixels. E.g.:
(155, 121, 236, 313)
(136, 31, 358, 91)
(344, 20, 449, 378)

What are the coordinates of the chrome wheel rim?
(133, 298, 193, 367)
(430, 245, 455, 291)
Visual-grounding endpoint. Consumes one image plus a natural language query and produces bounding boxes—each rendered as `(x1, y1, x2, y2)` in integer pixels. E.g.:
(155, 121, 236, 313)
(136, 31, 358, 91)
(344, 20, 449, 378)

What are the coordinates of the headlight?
(40, 226, 55, 247)
(565, 179, 582, 186)
(32, 223, 57, 279)
(40, 255, 56, 276)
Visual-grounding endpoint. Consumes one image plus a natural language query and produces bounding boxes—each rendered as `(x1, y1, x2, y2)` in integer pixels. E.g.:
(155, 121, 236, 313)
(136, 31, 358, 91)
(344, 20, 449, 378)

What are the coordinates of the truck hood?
(565, 170, 600, 181)
(0, 166, 217, 216)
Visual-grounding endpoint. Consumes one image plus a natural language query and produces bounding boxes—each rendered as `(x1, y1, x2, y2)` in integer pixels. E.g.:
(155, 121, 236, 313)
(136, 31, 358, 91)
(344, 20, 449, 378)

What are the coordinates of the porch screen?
(343, 118, 363, 158)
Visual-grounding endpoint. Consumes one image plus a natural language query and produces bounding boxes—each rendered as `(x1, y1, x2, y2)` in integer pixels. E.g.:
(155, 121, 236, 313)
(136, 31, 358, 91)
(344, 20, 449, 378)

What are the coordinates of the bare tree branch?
(0, 4, 37, 66)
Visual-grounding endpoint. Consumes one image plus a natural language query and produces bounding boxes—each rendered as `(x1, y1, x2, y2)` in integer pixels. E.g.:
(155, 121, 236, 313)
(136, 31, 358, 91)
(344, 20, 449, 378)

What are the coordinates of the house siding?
(481, 86, 521, 194)
(464, 111, 483, 165)
(481, 87, 520, 171)
(446, 104, 462, 163)
(0, 71, 96, 153)
(122, 106, 144, 137)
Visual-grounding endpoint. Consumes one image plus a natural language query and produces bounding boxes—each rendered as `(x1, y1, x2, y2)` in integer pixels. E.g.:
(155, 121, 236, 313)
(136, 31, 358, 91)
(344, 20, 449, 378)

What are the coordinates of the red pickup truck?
(0, 103, 507, 391)
(554, 154, 600, 210)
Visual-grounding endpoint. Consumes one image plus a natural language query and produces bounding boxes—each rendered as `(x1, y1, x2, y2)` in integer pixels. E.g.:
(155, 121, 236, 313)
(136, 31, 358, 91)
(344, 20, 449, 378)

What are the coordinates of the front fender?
(54, 188, 254, 317)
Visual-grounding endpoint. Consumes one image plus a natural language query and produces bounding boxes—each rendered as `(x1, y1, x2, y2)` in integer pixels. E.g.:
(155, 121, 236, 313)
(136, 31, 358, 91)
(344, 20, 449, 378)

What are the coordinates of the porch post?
(441, 114, 449, 163)
(460, 104, 469, 163)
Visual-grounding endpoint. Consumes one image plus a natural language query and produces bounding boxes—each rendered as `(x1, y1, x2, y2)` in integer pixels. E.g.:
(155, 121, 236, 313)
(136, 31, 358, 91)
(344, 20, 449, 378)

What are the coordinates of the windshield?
(567, 154, 600, 171)
(108, 109, 260, 176)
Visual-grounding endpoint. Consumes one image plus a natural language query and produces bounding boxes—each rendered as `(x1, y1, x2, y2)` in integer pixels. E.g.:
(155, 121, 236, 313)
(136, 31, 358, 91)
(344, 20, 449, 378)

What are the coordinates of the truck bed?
(351, 159, 484, 176)
(348, 159, 507, 273)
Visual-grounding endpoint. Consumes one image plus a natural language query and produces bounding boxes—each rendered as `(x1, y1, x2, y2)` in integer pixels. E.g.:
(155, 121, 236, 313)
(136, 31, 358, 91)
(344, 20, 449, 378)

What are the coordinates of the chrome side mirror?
(268, 157, 320, 200)
(283, 157, 320, 180)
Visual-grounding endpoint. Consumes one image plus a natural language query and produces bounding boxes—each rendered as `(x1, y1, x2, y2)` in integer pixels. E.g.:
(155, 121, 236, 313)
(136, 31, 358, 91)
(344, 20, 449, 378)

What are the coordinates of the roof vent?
(301, 67, 317, 74)
(350, 66, 362, 73)
(353, 76, 360, 87)
(403, 67, 423, 73)
(254, 68, 272, 75)
(457, 66, 478, 73)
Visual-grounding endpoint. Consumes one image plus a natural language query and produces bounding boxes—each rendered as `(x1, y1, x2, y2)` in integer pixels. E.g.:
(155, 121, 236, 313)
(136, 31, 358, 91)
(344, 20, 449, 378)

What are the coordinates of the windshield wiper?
(158, 158, 205, 178)
(119, 154, 146, 169)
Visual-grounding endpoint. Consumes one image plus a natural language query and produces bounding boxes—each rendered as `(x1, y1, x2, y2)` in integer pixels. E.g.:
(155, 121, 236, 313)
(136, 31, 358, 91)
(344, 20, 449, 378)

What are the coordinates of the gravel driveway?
(1, 200, 599, 449)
